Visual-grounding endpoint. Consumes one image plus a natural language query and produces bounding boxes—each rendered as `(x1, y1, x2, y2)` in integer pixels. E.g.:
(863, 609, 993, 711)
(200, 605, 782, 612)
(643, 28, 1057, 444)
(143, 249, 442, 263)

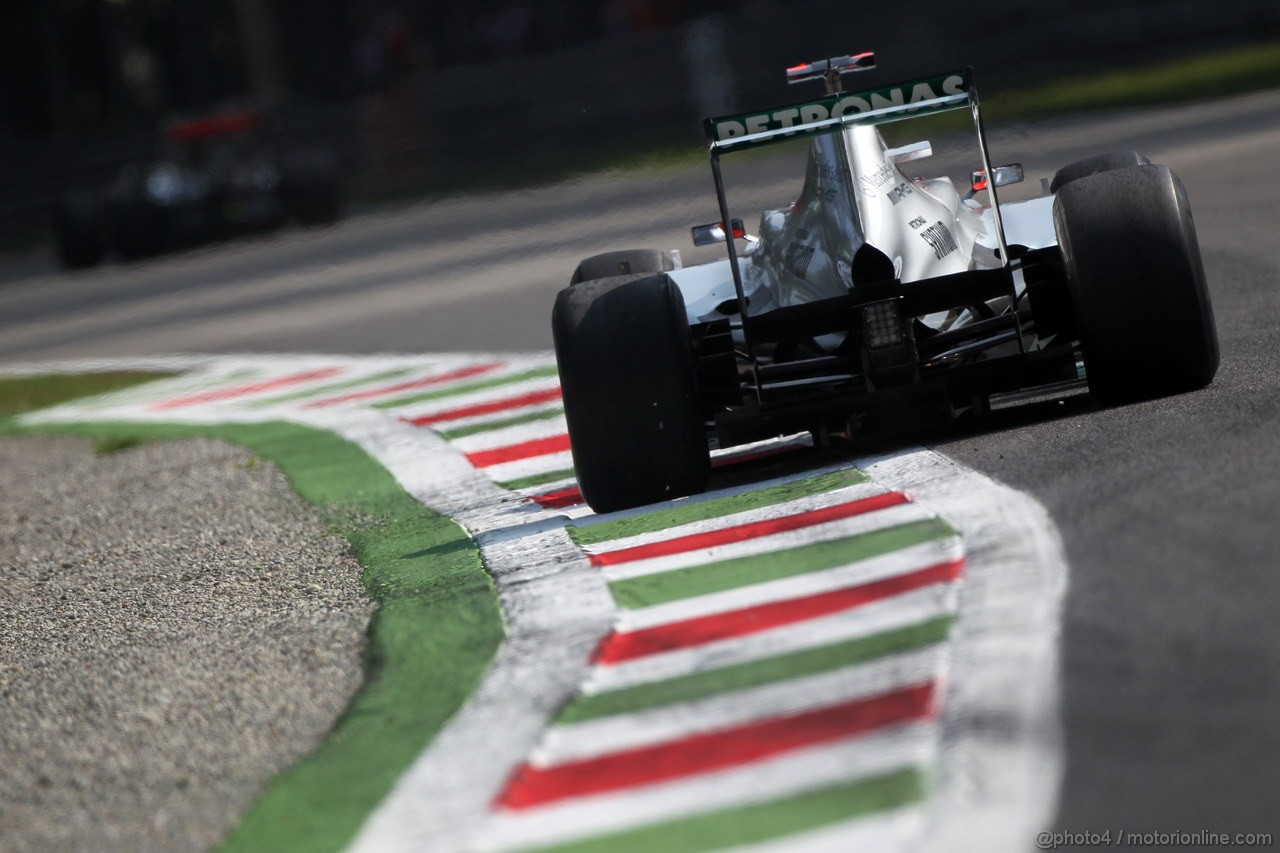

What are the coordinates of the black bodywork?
(689, 251, 1078, 448)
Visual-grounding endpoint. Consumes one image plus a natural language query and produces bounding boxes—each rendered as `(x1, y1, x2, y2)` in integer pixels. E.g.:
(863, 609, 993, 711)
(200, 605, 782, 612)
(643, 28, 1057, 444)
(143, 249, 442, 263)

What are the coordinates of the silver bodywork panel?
(671, 123, 1058, 333)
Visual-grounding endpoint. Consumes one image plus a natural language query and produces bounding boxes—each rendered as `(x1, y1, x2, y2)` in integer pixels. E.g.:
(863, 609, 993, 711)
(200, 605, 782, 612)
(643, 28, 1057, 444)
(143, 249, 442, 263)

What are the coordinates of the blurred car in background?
(51, 107, 343, 269)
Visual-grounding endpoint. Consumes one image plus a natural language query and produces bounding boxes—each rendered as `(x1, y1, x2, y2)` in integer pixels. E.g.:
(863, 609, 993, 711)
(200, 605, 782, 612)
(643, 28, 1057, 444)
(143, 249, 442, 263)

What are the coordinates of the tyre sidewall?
(553, 273, 709, 511)
(1049, 150, 1150, 194)
(569, 249, 676, 285)
(1054, 164, 1219, 403)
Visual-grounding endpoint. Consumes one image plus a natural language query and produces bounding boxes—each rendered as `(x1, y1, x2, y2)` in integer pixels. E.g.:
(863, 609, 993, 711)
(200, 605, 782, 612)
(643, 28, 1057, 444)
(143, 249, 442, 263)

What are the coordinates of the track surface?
(5, 91, 1280, 840)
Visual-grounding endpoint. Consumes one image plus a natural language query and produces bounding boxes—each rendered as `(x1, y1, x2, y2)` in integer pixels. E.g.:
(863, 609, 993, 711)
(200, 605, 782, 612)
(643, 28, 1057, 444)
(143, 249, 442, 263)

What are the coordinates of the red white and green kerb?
(16, 353, 1066, 852)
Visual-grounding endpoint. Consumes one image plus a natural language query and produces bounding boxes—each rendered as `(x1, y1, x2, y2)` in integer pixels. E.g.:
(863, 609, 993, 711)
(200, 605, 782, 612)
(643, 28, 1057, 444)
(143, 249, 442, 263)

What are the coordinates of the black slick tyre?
(569, 249, 676, 285)
(553, 273, 709, 512)
(1053, 163, 1219, 404)
(1049, 150, 1149, 193)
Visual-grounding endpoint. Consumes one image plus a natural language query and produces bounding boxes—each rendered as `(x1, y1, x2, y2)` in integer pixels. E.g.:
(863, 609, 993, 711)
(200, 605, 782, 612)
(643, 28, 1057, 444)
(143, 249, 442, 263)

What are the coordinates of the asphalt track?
(4, 90, 1280, 843)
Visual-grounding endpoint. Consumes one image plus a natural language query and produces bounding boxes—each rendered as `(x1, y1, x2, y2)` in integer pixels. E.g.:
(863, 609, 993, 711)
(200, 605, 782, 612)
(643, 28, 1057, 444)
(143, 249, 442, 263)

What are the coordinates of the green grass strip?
(0, 372, 174, 418)
(2, 417, 503, 853)
(245, 367, 414, 408)
(527, 767, 924, 853)
(371, 365, 559, 410)
(610, 518, 956, 609)
(437, 406, 565, 440)
(986, 39, 1280, 122)
(570, 468, 871, 547)
(499, 466, 576, 491)
(558, 616, 952, 724)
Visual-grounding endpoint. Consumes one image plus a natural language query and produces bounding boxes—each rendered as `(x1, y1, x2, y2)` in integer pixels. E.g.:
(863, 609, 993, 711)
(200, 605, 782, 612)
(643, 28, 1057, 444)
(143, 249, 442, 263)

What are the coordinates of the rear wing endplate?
(705, 69, 972, 153)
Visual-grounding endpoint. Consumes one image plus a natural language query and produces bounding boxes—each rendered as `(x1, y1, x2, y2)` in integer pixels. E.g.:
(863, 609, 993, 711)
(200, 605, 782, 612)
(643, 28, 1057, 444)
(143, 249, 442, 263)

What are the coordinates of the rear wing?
(701, 62, 1014, 371)
(704, 69, 972, 153)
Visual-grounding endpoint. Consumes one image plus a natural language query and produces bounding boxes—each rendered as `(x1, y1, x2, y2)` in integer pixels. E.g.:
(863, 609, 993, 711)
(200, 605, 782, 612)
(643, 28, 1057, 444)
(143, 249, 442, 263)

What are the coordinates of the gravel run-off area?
(0, 435, 375, 852)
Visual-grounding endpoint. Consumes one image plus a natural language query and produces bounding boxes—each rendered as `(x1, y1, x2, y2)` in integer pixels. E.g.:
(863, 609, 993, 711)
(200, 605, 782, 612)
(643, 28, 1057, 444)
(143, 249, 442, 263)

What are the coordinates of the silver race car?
(554, 52, 1218, 512)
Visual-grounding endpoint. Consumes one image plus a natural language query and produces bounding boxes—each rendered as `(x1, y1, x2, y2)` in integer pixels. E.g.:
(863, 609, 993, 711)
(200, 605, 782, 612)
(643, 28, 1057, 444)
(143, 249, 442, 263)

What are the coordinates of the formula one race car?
(52, 108, 342, 268)
(553, 53, 1219, 512)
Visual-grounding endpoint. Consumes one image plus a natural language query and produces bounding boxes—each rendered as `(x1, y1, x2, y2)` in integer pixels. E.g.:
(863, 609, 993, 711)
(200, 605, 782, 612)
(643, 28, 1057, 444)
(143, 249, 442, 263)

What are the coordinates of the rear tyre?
(553, 273, 710, 512)
(1049, 150, 1149, 193)
(570, 249, 676, 285)
(1053, 164, 1218, 404)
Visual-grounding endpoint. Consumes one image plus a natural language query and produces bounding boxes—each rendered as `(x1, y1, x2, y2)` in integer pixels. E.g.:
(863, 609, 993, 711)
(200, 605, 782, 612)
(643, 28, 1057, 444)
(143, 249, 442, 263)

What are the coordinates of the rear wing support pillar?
(966, 77, 1025, 354)
(709, 148, 762, 405)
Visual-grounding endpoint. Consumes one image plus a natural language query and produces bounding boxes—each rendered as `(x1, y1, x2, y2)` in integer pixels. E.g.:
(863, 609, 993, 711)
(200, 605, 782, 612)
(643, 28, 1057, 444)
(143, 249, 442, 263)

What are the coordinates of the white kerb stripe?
(450, 416, 572, 454)
(580, 481, 891, 554)
(600, 501, 936, 581)
(568, 459, 859, 534)
(434, 403, 565, 436)
(481, 449, 576, 483)
(583, 582, 960, 695)
(534, 647, 944, 767)
(393, 374, 562, 422)
(615, 536, 963, 633)
(476, 724, 935, 852)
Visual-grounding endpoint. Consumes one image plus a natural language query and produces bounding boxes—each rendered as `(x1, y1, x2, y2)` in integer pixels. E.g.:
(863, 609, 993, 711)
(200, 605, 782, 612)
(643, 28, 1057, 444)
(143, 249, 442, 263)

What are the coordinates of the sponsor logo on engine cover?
(885, 182, 915, 205)
(919, 221, 959, 259)
(858, 165, 894, 195)
(711, 73, 967, 143)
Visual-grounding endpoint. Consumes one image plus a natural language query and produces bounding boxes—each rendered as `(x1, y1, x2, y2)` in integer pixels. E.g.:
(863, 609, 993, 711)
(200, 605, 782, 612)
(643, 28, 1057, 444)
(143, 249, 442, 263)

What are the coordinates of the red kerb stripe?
(593, 558, 963, 664)
(531, 486, 584, 509)
(302, 362, 502, 408)
(466, 433, 572, 468)
(402, 386, 563, 427)
(151, 367, 344, 409)
(589, 491, 909, 567)
(496, 681, 936, 810)
(521, 437, 810, 510)
(513, 437, 808, 507)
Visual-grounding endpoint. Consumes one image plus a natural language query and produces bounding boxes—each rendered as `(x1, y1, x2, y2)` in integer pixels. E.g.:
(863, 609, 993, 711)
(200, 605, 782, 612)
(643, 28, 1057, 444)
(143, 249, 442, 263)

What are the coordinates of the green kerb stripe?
(371, 365, 560, 410)
(570, 468, 870, 547)
(557, 616, 953, 724)
(438, 406, 565, 440)
(245, 368, 413, 408)
(610, 518, 957, 609)
(527, 767, 924, 853)
(499, 467, 576, 491)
